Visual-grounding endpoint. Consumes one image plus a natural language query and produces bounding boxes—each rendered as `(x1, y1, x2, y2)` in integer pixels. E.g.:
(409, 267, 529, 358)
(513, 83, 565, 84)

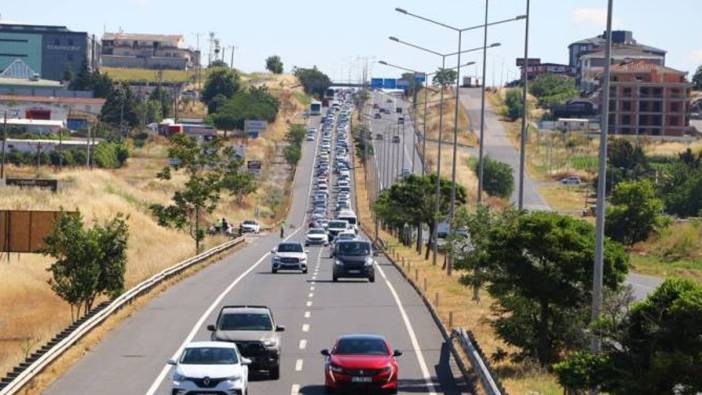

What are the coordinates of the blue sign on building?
(415, 75, 426, 83)
(370, 78, 384, 89)
(396, 79, 409, 89)
(383, 79, 397, 89)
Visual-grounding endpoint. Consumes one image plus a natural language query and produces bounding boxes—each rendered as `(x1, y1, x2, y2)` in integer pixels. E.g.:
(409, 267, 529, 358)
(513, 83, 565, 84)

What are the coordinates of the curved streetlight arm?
(388, 36, 445, 57)
(445, 43, 498, 57)
(459, 15, 527, 32)
(395, 7, 460, 31)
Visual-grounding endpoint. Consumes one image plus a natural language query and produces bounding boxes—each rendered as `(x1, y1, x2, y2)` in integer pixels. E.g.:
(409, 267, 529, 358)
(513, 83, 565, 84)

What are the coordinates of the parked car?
(560, 176, 582, 185)
(207, 305, 285, 379)
(321, 335, 401, 393)
(169, 341, 250, 395)
(332, 240, 376, 282)
(239, 220, 260, 234)
(271, 242, 309, 273)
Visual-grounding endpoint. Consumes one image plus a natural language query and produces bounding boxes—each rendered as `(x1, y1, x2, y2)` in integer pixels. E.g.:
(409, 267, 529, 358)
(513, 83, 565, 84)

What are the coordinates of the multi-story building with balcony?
(101, 32, 200, 70)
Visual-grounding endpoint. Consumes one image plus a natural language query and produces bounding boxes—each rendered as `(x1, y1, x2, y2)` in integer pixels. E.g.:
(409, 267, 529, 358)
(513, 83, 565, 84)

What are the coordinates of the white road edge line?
(145, 114, 323, 395)
(376, 263, 438, 395)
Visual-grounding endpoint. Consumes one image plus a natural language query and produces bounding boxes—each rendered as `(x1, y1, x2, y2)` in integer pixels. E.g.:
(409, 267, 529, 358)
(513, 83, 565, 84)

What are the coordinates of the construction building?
(603, 60, 690, 137)
(516, 58, 575, 80)
(101, 32, 200, 70)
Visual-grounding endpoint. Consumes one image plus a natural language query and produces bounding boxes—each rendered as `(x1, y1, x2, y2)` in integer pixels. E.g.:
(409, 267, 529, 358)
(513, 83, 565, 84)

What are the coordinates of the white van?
(336, 209, 358, 233)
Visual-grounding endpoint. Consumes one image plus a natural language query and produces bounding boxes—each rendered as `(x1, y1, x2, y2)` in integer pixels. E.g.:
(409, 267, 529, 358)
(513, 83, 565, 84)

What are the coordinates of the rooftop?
(0, 94, 105, 105)
(581, 46, 667, 60)
(102, 32, 183, 43)
(610, 61, 687, 75)
(0, 77, 63, 88)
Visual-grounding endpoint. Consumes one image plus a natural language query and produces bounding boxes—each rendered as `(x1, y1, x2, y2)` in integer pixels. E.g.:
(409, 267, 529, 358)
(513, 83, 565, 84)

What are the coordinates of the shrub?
(473, 156, 514, 199)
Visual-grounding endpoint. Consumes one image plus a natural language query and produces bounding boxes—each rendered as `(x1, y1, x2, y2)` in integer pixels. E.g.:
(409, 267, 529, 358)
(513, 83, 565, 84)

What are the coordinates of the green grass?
(102, 67, 195, 83)
(568, 155, 598, 172)
(630, 255, 702, 285)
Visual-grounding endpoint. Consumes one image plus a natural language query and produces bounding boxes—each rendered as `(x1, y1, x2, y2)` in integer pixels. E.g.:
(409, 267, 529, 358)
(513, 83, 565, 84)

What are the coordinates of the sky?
(2, 0, 701, 84)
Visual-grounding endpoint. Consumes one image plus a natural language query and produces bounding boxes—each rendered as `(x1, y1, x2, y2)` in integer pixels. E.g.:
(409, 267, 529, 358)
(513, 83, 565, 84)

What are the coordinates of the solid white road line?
(302, 323, 310, 332)
(299, 339, 307, 350)
(145, 226, 307, 395)
(295, 358, 304, 371)
(290, 384, 300, 395)
(376, 263, 438, 395)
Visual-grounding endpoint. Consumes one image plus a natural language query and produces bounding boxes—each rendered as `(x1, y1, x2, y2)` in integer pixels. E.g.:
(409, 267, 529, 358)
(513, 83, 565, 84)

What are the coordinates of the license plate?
(351, 377, 373, 383)
(348, 270, 360, 274)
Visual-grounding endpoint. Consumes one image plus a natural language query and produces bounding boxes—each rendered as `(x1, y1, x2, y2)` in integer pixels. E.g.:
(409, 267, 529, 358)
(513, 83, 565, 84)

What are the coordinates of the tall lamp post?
(395, 6, 522, 273)
(518, 0, 531, 210)
(389, 36, 493, 265)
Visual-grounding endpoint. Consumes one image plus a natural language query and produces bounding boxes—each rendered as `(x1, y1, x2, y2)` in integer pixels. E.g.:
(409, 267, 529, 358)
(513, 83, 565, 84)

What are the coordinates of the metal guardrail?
(0, 236, 246, 395)
(452, 328, 507, 395)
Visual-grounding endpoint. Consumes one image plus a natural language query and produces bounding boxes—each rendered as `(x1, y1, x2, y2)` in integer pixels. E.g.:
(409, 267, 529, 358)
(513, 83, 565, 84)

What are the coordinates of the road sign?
(244, 120, 268, 138)
(247, 160, 262, 175)
(383, 79, 397, 89)
(415, 75, 426, 83)
(371, 78, 384, 89)
(396, 79, 409, 89)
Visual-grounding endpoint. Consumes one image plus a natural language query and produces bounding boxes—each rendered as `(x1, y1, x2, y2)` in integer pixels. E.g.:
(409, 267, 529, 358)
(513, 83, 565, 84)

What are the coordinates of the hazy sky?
(2, 0, 701, 84)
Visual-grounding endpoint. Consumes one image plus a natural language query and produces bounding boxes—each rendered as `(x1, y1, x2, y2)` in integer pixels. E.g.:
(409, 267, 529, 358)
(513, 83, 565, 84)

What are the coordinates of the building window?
(622, 115, 631, 125)
(623, 87, 631, 96)
(68, 38, 74, 46)
(669, 116, 679, 126)
(54, 39, 60, 45)
(670, 102, 681, 112)
(67, 54, 73, 61)
(622, 101, 632, 111)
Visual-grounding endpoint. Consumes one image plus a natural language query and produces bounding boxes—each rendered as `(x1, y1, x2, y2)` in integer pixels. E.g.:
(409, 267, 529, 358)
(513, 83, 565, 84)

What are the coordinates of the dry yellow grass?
(417, 88, 477, 147)
(0, 73, 309, 379)
(354, 152, 560, 394)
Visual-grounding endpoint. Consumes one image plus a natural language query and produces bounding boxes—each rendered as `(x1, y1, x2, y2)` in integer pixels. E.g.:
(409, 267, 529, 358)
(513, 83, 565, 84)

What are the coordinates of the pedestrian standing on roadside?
(280, 221, 286, 238)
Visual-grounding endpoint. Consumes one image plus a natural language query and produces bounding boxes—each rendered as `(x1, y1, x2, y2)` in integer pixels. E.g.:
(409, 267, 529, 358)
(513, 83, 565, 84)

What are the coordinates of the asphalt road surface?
(44, 112, 467, 395)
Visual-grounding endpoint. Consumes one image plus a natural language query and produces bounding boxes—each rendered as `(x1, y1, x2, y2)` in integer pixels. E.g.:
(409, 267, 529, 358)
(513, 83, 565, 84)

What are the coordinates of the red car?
(321, 334, 402, 394)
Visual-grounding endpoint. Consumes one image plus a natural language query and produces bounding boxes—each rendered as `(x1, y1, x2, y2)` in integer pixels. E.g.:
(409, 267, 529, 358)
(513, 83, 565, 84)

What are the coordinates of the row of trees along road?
(150, 134, 256, 252)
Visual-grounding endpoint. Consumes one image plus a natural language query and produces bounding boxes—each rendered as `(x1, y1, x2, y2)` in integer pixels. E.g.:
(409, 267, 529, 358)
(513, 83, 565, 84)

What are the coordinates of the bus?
(310, 100, 322, 116)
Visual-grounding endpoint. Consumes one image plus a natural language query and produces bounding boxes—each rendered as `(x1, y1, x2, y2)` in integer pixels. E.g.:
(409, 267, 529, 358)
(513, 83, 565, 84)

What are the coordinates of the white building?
(5, 138, 98, 153)
(0, 95, 105, 130)
(101, 32, 200, 70)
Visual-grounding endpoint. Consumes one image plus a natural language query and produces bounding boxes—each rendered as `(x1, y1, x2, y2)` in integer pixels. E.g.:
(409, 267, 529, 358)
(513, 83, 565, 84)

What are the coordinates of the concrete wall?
(102, 54, 188, 70)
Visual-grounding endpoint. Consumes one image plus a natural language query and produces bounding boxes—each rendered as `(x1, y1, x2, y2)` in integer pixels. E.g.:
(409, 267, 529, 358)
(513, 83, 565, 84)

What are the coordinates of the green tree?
(42, 211, 128, 321)
(555, 278, 702, 394)
(149, 86, 173, 119)
(529, 74, 578, 109)
(485, 211, 629, 366)
(693, 65, 702, 90)
(221, 160, 257, 204)
(99, 83, 142, 131)
(63, 67, 73, 83)
(432, 68, 458, 87)
(473, 156, 514, 199)
(265, 55, 284, 74)
(504, 88, 524, 121)
(208, 93, 228, 114)
(69, 59, 93, 90)
(208, 59, 228, 68)
(150, 134, 227, 252)
(293, 66, 332, 98)
(209, 87, 280, 133)
(352, 125, 373, 164)
(201, 67, 240, 107)
(606, 180, 666, 245)
(90, 71, 114, 98)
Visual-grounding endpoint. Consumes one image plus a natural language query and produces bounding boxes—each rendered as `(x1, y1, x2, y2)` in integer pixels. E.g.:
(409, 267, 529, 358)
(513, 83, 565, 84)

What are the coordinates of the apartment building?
(604, 61, 690, 137)
(101, 32, 200, 70)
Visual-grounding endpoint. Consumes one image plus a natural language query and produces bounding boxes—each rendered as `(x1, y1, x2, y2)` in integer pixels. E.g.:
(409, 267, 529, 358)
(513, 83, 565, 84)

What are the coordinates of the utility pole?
(518, 0, 531, 210)
(1, 112, 7, 179)
(592, 0, 615, 357)
(477, 0, 490, 203)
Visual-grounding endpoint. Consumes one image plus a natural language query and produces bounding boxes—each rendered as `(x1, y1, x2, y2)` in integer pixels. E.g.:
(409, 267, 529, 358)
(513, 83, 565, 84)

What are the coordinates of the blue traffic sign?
(371, 78, 384, 89)
(383, 79, 397, 89)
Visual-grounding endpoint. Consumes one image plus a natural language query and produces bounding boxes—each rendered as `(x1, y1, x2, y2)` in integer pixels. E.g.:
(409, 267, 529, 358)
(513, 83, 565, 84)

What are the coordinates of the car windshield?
(339, 217, 357, 225)
(219, 313, 273, 331)
(309, 228, 326, 234)
(339, 234, 355, 240)
(335, 338, 388, 355)
(243, 221, 256, 225)
(329, 221, 348, 229)
(278, 243, 303, 253)
(181, 347, 238, 365)
(337, 241, 370, 256)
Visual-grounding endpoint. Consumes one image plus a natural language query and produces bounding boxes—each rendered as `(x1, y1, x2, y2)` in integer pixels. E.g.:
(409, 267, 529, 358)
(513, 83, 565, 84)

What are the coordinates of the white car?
(305, 227, 330, 246)
(239, 220, 260, 234)
(271, 241, 309, 273)
(169, 341, 249, 395)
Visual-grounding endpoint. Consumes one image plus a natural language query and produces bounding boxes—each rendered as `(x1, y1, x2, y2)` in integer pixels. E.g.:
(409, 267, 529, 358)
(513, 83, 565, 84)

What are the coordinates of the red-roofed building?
(602, 60, 690, 136)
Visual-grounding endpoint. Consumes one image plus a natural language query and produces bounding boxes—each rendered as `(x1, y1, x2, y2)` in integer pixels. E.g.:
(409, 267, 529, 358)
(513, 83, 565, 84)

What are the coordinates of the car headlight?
(262, 337, 278, 348)
(300, 257, 307, 262)
(172, 372, 186, 382)
(382, 364, 393, 374)
(364, 258, 374, 266)
(224, 374, 241, 382)
(330, 363, 344, 373)
(335, 260, 344, 266)
(272, 256, 281, 262)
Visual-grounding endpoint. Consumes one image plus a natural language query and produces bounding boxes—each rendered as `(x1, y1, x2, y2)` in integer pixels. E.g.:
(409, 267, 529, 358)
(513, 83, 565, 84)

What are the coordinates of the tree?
(265, 55, 284, 74)
(90, 71, 114, 98)
(42, 211, 128, 321)
(150, 134, 227, 252)
(208, 93, 228, 114)
(529, 74, 578, 109)
(201, 67, 240, 108)
(693, 65, 702, 90)
(149, 86, 173, 119)
(555, 278, 702, 394)
(293, 66, 331, 98)
(606, 180, 666, 245)
(485, 211, 629, 366)
(210, 87, 280, 134)
(401, 72, 423, 98)
(504, 88, 524, 121)
(352, 125, 373, 164)
(208, 59, 228, 68)
(69, 59, 93, 91)
(99, 83, 142, 131)
(63, 67, 73, 83)
(221, 159, 257, 204)
(473, 156, 514, 199)
(432, 68, 458, 87)
(284, 124, 306, 165)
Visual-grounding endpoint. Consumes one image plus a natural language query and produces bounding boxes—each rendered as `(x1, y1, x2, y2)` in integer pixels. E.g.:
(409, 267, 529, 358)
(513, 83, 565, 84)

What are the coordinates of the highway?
(43, 112, 466, 394)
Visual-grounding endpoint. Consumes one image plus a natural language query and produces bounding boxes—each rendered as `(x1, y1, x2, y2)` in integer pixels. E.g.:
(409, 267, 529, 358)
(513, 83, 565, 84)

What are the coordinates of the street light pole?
(592, 0, 615, 356)
(0, 112, 6, 180)
(518, 0, 531, 210)
(447, 30, 463, 276)
(432, 56, 447, 266)
(422, 77, 429, 176)
(477, 0, 490, 204)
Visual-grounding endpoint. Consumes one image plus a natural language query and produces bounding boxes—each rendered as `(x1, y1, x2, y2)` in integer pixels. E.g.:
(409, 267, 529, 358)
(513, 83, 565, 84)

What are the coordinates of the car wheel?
(387, 387, 398, 394)
(369, 275, 375, 283)
(270, 365, 280, 380)
(325, 386, 336, 394)
(333, 275, 338, 282)
(303, 268, 308, 274)
(272, 268, 277, 274)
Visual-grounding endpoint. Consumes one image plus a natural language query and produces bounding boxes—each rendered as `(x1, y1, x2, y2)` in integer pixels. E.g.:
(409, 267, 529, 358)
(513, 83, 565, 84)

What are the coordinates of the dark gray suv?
(331, 240, 377, 282)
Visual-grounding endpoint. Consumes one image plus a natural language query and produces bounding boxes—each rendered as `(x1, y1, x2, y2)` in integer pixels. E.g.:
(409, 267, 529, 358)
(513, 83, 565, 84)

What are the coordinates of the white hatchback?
(169, 341, 249, 395)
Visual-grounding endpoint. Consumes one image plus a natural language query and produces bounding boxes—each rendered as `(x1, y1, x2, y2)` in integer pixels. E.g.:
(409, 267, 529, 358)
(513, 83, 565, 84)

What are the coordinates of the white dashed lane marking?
(299, 339, 307, 350)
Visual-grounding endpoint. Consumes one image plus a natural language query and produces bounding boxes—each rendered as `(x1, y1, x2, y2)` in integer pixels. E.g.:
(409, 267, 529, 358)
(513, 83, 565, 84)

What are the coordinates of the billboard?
(247, 160, 262, 176)
(244, 120, 268, 139)
(0, 210, 77, 253)
(383, 79, 397, 89)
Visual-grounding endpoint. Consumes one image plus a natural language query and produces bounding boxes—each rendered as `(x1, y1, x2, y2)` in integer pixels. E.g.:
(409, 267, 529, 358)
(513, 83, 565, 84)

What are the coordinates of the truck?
(310, 100, 322, 116)
(462, 76, 482, 88)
